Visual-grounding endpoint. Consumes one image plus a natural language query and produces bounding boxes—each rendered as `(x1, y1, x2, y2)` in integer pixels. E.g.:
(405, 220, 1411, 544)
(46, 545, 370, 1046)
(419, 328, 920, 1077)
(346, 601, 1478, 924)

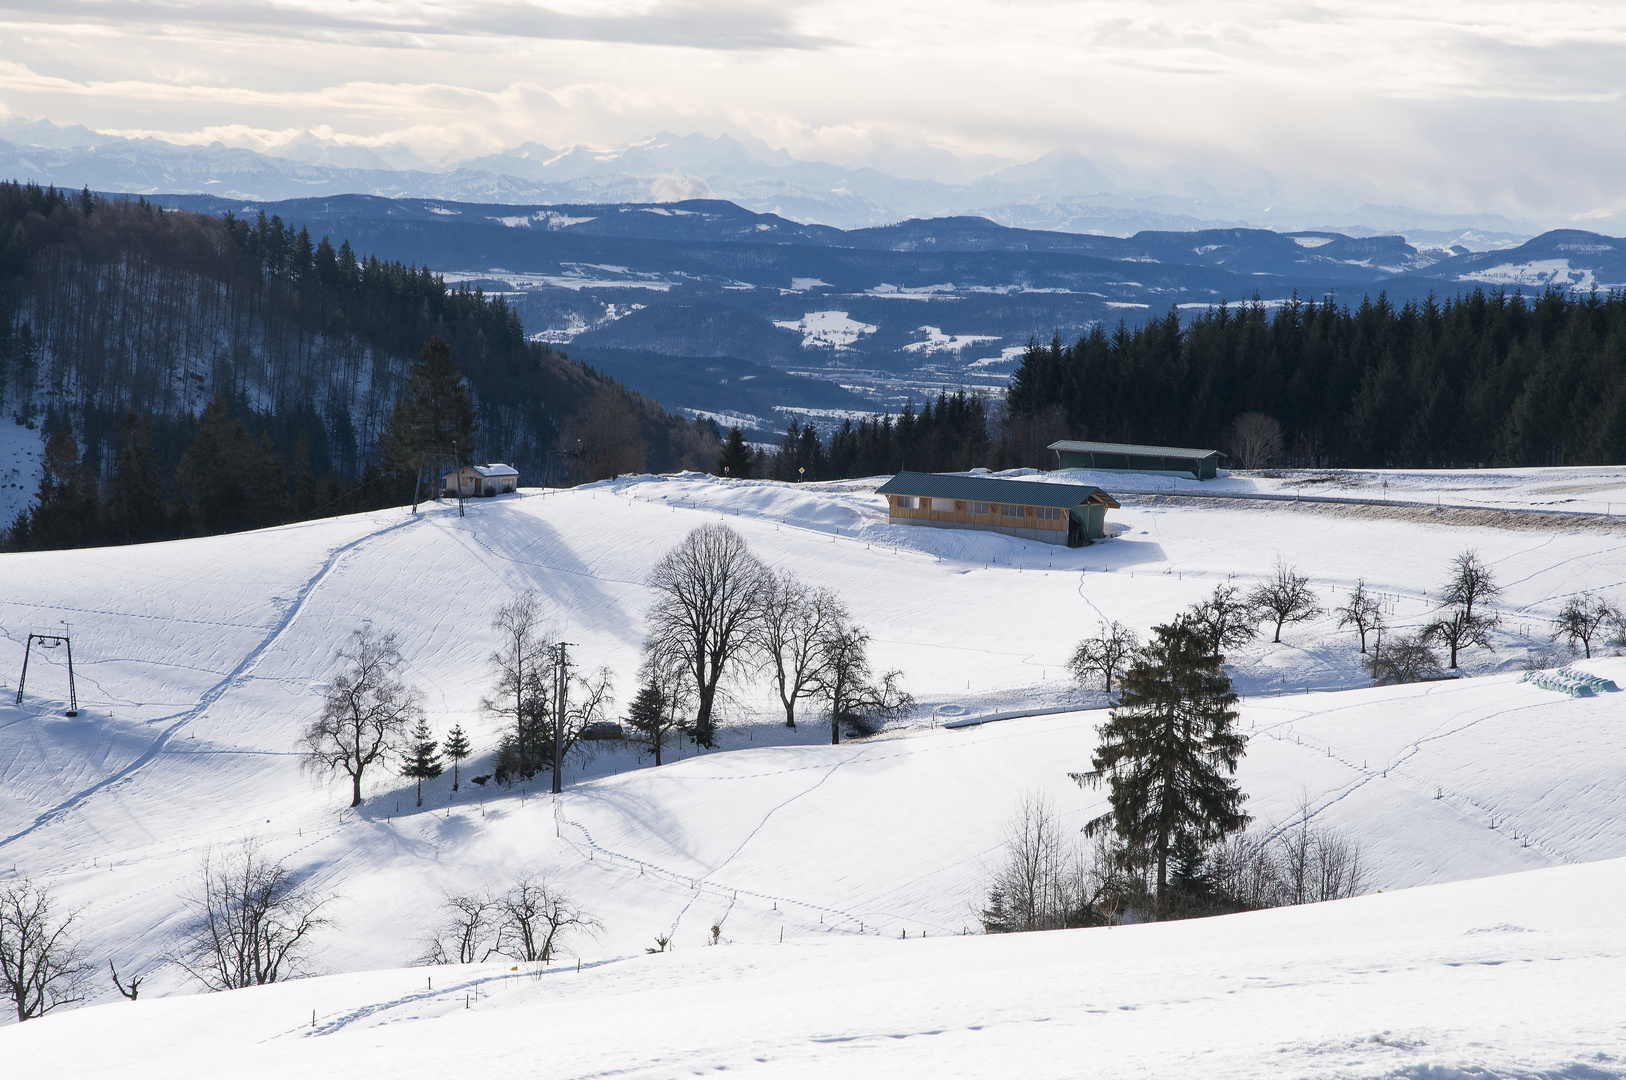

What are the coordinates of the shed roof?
(467, 463, 519, 478)
(1048, 439, 1220, 460)
(877, 472, 1118, 509)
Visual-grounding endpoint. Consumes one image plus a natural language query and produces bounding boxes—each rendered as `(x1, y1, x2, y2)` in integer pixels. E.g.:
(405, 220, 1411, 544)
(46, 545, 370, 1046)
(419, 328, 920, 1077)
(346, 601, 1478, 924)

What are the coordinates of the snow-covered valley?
(2, 472, 1625, 1076)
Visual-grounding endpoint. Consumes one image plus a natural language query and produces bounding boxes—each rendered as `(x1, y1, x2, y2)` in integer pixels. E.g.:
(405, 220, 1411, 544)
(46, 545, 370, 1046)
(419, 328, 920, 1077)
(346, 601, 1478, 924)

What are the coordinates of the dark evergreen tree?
(380, 336, 480, 485)
(442, 723, 472, 792)
(107, 412, 167, 544)
(625, 675, 669, 764)
(400, 717, 443, 808)
(717, 426, 752, 478)
(1087, 619, 1249, 915)
(7, 425, 100, 550)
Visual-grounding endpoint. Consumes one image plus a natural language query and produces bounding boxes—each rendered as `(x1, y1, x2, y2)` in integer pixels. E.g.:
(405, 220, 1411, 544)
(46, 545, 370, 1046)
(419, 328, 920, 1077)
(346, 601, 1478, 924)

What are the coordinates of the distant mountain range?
(125, 192, 1623, 436)
(0, 118, 1534, 245)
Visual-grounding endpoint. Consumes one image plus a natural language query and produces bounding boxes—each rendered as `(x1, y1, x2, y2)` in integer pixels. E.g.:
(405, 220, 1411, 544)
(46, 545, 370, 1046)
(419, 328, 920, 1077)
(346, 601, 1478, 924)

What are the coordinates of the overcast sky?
(1, 1, 1623, 226)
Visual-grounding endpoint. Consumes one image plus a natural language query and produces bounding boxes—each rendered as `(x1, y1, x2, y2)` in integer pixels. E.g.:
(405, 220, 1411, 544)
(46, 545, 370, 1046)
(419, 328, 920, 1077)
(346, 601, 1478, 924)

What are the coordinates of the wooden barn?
(442, 463, 519, 497)
(876, 472, 1119, 547)
(1048, 440, 1222, 480)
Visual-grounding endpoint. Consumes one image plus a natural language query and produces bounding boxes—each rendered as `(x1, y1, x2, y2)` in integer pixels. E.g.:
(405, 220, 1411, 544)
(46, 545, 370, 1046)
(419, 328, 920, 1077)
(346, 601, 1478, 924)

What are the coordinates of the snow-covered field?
(2, 472, 1625, 1076)
(1046, 462, 1626, 516)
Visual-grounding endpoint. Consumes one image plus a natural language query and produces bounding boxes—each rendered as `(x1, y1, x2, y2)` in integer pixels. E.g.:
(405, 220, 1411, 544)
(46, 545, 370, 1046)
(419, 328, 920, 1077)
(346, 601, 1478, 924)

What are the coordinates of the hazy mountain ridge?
(118, 192, 1626, 426)
(0, 120, 1534, 243)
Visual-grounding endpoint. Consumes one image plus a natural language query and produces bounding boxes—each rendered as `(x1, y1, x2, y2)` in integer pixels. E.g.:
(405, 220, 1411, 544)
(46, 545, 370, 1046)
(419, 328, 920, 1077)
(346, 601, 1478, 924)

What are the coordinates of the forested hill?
(1006, 290, 1626, 468)
(0, 182, 718, 514)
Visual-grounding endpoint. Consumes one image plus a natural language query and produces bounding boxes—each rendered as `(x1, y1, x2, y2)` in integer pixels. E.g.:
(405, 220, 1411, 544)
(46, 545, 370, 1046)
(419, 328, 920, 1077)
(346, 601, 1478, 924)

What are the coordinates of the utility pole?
(552, 641, 575, 794)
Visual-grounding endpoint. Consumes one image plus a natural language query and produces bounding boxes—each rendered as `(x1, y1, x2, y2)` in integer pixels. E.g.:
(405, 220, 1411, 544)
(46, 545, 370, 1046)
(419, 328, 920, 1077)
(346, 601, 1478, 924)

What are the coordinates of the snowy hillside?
(2, 473, 1625, 1073)
(6, 855, 1624, 1079)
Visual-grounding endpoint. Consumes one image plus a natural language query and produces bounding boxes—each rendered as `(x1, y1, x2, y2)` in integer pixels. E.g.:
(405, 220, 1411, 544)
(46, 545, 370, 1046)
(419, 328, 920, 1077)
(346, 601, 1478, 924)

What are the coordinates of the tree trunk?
(350, 771, 362, 808)
(783, 696, 796, 728)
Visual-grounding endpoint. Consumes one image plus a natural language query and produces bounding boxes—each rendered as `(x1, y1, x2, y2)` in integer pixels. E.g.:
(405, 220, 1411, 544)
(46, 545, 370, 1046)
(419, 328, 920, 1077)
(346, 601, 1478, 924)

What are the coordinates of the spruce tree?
(625, 675, 669, 765)
(380, 336, 480, 485)
(1087, 619, 1249, 915)
(400, 717, 443, 807)
(442, 723, 471, 792)
(108, 411, 166, 543)
(716, 426, 752, 478)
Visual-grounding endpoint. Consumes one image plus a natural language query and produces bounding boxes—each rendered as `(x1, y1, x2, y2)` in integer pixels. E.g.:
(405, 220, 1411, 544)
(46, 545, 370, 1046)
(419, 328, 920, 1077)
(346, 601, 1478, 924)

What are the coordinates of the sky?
(0, 1, 1624, 225)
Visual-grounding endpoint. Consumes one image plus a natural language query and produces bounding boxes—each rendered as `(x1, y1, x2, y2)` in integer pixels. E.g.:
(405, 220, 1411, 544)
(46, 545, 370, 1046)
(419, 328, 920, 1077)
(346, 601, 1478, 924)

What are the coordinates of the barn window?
(1000, 504, 1025, 518)
(1035, 506, 1062, 521)
(930, 498, 957, 512)
(966, 501, 990, 516)
(894, 496, 916, 509)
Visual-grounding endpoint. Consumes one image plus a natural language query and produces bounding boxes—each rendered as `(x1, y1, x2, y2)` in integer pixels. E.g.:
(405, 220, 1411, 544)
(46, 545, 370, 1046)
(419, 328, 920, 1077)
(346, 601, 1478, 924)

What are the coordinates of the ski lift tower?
(15, 624, 78, 716)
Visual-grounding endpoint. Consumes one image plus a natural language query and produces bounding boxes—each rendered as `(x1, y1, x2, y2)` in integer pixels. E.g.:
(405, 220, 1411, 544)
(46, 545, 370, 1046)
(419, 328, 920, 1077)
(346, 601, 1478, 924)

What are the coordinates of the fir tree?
(107, 412, 166, 544)
(625, 675, 670, 765)
(442, 723, 471, 792)
(1086, 619, 1249, 915)
(400, 717, 443, 808)
(380, 336, 480, 485)
(716, 426, 752, 478)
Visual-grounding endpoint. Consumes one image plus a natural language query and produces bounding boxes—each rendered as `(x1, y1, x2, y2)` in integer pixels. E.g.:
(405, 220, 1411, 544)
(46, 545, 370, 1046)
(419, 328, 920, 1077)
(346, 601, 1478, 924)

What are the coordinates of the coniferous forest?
(1005, 291, 1626, 468)
(730, 290, 1626, 485)
(0, 182, 721, 549)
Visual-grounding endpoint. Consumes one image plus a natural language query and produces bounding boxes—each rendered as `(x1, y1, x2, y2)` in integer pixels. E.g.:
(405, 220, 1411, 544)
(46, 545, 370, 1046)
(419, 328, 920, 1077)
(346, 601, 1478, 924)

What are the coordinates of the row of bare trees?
(981, 792, 1367, 932)
(1071, 549, 1540, 694)
(640, 523, 913, 749)
(0, 839, 332, 1023)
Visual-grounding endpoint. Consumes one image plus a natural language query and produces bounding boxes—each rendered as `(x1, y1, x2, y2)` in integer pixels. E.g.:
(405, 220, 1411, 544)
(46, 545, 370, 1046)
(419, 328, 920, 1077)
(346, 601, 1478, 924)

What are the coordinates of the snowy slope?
(5, 856, 1625, 1079)
(1, 473, 1625, 1028)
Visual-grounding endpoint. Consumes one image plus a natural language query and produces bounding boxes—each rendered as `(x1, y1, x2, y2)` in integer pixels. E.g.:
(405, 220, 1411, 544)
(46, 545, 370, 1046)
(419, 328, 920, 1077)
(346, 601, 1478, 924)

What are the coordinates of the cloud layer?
(1, 1, 1623, 228)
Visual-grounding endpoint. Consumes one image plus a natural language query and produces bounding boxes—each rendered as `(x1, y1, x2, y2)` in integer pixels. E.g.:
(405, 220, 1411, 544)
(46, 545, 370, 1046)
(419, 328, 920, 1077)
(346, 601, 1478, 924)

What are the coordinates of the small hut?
(876, 472, 1119, 547)
(442, 463, 519, 498)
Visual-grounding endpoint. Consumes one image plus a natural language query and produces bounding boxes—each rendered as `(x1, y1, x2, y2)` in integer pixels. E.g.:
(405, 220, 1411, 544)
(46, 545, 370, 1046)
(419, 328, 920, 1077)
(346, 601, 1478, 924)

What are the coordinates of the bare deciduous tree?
(1335, 580, 1383, 653)
(420, 893, 500, 965)
(1425, 606, 1496, 669)
(493, 876, 601, 963)
(1366, 632, 1443, 685)
(0, 879, 89, 1022)
(171, 840, 331, 991)
(302, 627, 421, 807)
(758, 571, 845, 728)
(1552, 593, 1617, 659)
(1247, 558, 1323, 644)
(1442, 549, 1502, 622)
(1224, 412, 1284, 470)
(1187, 584, 1258, 653)
(1068, 620, 1139, 693)
(815, 615, 913, 743)
(980, 792, 1098, 933)
(645, 523, 770, 747)
(1275, 801, 1368, 905)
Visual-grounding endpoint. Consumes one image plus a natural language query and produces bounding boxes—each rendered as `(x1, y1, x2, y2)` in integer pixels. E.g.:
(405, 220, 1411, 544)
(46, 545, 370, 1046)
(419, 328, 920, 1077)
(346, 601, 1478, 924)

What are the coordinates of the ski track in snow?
(0, 513, 425, 849)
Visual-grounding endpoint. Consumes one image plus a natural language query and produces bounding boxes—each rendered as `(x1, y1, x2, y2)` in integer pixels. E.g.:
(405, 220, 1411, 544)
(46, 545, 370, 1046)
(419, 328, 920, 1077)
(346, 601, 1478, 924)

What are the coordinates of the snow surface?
(3, 473, 1626, 1073)
(0, 420, 44, 526)
(7, 855, 1626, 1079)
(1038, 463, 1626, 517)
(772, 311, 879, 349)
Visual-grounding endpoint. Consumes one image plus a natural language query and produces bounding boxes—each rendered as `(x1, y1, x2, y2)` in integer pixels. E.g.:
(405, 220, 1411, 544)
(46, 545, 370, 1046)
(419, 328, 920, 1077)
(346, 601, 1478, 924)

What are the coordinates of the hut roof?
(1048, 439, 1220, 460)
(877, 472, 1119, 509)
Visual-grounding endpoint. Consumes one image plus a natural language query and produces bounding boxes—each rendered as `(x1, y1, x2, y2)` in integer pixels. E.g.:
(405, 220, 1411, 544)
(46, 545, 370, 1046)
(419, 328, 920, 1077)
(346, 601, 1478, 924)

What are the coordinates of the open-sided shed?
(1048, 440, 1221, 480)
(877, 472, 1120, 547)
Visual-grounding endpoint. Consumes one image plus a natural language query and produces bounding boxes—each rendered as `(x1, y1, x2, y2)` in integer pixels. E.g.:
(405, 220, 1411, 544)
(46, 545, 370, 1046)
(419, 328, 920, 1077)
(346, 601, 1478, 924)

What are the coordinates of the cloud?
(0, 0, 1623, 228)
(648, 171, 713, 200)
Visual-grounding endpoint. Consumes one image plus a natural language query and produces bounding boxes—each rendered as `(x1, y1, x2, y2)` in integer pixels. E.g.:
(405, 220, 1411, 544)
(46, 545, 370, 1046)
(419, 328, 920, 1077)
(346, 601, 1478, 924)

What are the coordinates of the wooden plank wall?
(885, 495, 1068, 533)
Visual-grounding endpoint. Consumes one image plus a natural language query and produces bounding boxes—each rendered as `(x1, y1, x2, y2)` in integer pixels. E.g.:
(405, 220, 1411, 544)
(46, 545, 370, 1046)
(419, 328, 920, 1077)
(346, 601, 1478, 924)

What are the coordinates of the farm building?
(877, 472, 1119, 547)
(442, 463, 519, 497)
(1048, 440, 1221, 480)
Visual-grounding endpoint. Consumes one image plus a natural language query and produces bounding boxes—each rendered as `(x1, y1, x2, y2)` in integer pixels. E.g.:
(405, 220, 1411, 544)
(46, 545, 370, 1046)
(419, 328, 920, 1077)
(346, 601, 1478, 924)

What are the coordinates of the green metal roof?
(1048, 439, 1220, 460)
(877, 472, 1113, 509)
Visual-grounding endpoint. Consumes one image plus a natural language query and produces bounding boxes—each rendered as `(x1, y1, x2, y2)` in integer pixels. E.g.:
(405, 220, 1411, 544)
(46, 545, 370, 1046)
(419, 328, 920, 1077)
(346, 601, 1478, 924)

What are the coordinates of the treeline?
(1008, 289, 1626, 468)
(0, 182, 721, 548)
(715, 390, 1058, 481)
